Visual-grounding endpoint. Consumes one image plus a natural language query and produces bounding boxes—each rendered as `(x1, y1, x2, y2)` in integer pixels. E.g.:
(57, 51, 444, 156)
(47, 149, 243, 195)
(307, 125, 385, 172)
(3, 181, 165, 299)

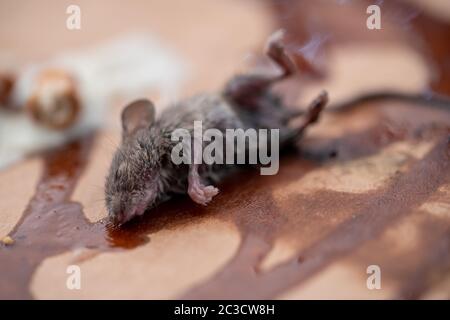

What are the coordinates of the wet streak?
(176, 118, 448, 299)
(176, 190, 371, 299)
(350, 211, 450, 299)
(180, 0, 450, 298)
(268, 0, 450, 298)
(180, 136, 450, 299)
(396, 228, 450, 299)
(0, 136, 111, 299)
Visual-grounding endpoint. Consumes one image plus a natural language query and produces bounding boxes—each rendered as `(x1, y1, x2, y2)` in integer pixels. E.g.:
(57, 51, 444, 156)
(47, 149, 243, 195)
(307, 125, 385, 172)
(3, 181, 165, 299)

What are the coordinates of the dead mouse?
(104, 30, 328, 225)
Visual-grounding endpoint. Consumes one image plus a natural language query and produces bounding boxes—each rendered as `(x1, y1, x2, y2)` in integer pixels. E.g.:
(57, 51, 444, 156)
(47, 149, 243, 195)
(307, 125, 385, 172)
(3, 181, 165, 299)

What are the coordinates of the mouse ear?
(121, 99, 155, 138)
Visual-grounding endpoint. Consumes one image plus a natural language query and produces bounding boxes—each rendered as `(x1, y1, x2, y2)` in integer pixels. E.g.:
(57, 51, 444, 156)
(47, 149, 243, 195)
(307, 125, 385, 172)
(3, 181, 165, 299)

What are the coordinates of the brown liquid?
(0, 137, 108, 299)
(1, 0, 450, 300)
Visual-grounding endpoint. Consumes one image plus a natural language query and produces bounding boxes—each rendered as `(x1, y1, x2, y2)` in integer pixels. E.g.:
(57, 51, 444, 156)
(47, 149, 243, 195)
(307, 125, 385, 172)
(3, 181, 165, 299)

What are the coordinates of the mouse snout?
(107, 189, 157, 226)
(108, 196, 129, 225)
(111, 210, 127, 225)
(110, 206, 136, 226)
(108, 194, 148, 226)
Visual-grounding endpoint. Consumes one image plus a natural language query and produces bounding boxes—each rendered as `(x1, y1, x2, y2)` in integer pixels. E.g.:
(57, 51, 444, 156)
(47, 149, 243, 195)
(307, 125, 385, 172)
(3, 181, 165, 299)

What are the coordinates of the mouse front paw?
(188, 182, 219, 206)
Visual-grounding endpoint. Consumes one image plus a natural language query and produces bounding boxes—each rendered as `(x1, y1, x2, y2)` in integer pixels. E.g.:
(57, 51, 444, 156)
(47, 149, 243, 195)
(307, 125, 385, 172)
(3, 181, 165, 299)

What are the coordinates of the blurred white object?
(0, 34, 186, 169)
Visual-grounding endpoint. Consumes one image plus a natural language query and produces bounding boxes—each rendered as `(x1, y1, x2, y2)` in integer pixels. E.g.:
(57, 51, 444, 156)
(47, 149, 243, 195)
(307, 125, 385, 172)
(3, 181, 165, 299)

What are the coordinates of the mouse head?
(105, 99, 162, 225)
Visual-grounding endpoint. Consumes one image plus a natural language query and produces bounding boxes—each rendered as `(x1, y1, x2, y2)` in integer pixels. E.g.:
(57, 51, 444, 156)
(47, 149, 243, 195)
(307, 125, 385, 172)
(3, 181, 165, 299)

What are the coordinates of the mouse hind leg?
(188, 163, 219, 206)
(280, 90, 328, 145)
(223, 29, 296, 108)
(187, 137, 219, 206)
